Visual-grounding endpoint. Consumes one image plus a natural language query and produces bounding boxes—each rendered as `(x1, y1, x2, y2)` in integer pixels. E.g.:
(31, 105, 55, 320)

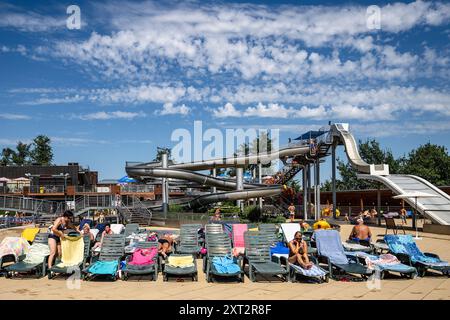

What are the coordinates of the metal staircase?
(119, 196, 152, 226)
(275, 164, 303, 185)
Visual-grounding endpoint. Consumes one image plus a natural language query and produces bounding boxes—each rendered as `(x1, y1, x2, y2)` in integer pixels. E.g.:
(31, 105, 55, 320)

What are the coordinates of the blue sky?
(0, 0, 449, 181)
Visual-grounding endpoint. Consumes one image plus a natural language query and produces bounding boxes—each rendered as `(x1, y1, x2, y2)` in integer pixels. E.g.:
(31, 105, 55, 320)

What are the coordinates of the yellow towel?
(167, 255, 195, 268)
(56, 236, 84, 268)
(249, 227, 258, 232)
(21, 228, 40, 243)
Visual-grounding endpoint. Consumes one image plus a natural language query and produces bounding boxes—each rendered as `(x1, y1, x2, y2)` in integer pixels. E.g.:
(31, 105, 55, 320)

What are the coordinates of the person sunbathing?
(92, 223, 113, 251)
(157, 233, 174, 258)
(349, 218, 372, 242)
(79, 223, 95, 242)
(288, 231, 313, 269)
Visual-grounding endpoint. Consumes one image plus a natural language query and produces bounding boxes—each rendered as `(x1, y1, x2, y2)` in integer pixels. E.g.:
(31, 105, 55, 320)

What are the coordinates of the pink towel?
(128, 248, 157, 265)
(232, 224, 248, 248)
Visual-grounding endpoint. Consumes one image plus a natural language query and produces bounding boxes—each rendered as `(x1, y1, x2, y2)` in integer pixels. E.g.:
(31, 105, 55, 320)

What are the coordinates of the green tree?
(0, 148, 15, 165)
(30, 135, 53, 165)
(153, 147, 172, 162)
(399, 143, 450, 186)
(11, 141, 31, 165)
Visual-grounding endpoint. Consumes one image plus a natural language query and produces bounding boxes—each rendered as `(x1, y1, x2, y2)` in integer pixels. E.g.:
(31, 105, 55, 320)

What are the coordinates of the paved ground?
(0, 222, 449, 300)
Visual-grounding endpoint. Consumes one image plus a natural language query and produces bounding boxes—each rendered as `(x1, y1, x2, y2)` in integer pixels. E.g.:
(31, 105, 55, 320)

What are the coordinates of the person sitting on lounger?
(349, 218, 372, 242)
(92, 223, 113, 251)
(158, 233, 174, 258)
(288, 231, 313, 269)
(48, 210, 75, 268)
(79, 223, 95, 242)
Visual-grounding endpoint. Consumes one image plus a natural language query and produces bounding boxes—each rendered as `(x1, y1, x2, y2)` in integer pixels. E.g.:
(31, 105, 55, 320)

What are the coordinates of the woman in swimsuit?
(157, 233, 174, 258)
(288, 231, 313, 269)
(48, 210, 75, 268)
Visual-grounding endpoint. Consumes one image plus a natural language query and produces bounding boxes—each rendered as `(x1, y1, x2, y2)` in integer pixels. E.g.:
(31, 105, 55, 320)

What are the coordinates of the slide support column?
(161, 152, 169, 218)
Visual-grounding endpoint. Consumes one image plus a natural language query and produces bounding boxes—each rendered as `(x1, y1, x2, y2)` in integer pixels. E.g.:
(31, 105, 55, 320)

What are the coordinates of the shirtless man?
(349, 218, 372, 242)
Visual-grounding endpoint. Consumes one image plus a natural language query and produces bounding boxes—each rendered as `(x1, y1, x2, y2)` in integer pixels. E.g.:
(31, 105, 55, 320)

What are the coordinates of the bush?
(168, 204, 184, 212)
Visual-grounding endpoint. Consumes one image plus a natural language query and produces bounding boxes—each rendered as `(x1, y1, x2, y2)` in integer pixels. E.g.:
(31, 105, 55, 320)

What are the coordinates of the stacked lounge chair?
(83, 234, 125, 281)
(176, 224, 202, 255)
(314, 229, 373, 280)
(204, 231, 244, 283)
(244, 231, 288, 282)
(122, 241, 159, 281)
(48, 234, 91, 279)
(385, 234, 450, 277)
(5, 233, 50, 278)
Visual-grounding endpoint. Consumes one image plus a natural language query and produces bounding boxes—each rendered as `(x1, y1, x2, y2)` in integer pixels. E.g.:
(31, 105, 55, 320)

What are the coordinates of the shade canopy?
(117, 176, 137, 183)
(294, 130, 327, 141)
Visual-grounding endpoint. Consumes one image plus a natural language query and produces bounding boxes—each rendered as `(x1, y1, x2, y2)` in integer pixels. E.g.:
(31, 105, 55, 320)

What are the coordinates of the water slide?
(332, 123, 450, 225)
(135, 145, 309, 171)
(126, 144, 309, 209)
(331, 123, 389, 175)
(358, 174, 450, 225)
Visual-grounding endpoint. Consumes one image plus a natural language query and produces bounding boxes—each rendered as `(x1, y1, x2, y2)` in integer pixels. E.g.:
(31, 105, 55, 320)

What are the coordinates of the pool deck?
(0, 222, 449, 300)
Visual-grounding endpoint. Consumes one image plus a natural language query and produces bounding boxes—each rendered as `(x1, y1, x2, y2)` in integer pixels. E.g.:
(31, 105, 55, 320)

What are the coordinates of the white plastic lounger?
(280, 223, 301, 243)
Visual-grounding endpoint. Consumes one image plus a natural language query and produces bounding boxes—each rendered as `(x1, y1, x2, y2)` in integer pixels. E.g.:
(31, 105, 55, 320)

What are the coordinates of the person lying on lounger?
(288, 231, 313, 269)
(157, 233, 174, 258)
(348, 218, 372, 242)
(92, 223, 113, 251)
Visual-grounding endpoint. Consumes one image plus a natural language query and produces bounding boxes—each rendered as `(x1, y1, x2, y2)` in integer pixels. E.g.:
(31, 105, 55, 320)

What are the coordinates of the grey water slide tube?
(126, 167, 265, 190)
(134, 146, 310, 171)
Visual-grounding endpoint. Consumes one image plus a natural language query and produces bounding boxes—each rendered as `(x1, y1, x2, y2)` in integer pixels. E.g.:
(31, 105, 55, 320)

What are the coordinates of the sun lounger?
(0, 237, 30, 275)
(48, 235, 91, 279)
(163, 254, 198, 281)
(314, 230, 373, 280)
(204, 232, 244, 283)
(5, 233, 50, 278)
(342, 241, 373, 253)
(83, 234, 125, 281)
(110, 223, 125, 235)
(385, 234, 450, 277)
(244, 231, 288, 282)
(122, 241, 158, 281)
(346, 251, 417, 279)
(176, 224, 202, 255)
(205, 223, 223, 235)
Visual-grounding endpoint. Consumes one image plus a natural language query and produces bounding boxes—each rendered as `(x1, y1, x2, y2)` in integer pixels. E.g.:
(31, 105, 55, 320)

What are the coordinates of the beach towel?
(23, 243, 50, 264)
(314, 230, 349, 265)
(128, 248, 157, 266)
(55, 235, 84, 268)
(342, 242, 372, 252)
(110, 224, 124, 235)
(347, 252, 416, 273)
(290, 263, 327, 277)
(270, 242, 289, 256)
(212, 256, 241, 274)
(87, 260, 119, 276)
(167, 255, 195, 268)
(232, 224, 248, 248)
(385, 234, 449, 266)
(21, 228, 40, 243)
(280, 223, 301, 242)
(0, 237, 30, 261)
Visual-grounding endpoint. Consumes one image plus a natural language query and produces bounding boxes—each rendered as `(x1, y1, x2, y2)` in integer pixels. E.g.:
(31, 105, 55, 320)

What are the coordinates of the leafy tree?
(153, 147, 172, 162)
(30, 135, 53, 165)
(11, 142, 31, 165)
(0, 148, 15, 165)
(399, 143, 450, 186)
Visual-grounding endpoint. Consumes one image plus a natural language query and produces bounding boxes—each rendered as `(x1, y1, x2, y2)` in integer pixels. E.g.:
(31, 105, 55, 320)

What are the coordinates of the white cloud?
(0, 113, 31, 120)
(20, 95, 84, 105)
(155, 102, 190, 116)
(211, 103, 242, 118)
(75, 111, 146, 120)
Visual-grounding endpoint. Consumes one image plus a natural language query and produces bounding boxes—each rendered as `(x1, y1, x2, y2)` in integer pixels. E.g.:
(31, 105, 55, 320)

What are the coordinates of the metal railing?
(120, 184, 155, 193)
(0, 195, 64, 215)
(29, 185, 65, 193)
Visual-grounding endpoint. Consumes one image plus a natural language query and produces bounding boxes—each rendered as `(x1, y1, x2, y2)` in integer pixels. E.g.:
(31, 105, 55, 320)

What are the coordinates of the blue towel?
(385, 235, 449, 265)
(270, 242, 289, 256)
(314, 230, 349, 265)
(87, 260, 119, 276)
(212, 256, 241, 274)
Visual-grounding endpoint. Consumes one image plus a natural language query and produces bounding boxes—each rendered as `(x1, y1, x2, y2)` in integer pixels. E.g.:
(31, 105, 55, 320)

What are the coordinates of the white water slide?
(332, 123, 450, 225)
